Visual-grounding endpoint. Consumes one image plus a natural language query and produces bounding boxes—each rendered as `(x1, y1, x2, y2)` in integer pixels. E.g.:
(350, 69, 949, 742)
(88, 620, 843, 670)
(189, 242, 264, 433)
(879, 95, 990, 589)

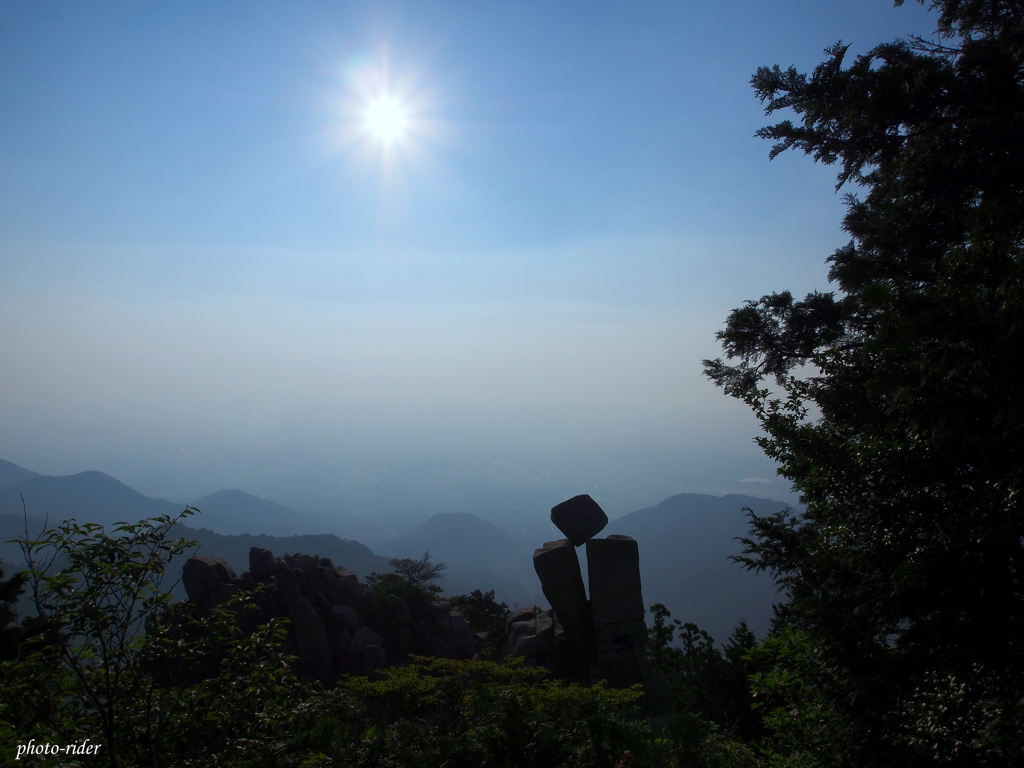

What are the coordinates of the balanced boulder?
(550, 494, 608, 546)
(506, 502, 666, 719)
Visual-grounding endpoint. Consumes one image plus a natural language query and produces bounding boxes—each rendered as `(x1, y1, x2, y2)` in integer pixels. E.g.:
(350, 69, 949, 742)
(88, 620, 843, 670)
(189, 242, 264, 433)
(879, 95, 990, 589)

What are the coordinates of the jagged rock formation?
(504, 494, 673, 720)
(179, 547, 475, 682)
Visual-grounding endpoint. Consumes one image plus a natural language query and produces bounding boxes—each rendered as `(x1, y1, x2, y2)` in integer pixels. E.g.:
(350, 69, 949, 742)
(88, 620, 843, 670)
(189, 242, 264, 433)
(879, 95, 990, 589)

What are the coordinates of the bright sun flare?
(365, 96, 407, 143)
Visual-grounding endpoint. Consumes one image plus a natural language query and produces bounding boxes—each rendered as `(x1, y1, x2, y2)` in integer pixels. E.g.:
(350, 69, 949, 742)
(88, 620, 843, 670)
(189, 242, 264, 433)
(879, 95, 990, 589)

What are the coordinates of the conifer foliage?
(705, 1, 1024, 763)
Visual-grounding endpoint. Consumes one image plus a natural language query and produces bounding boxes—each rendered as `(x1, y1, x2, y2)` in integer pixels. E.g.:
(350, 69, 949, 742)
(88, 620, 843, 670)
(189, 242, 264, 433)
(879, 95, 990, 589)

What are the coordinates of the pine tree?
(705, 2, 1024, 763)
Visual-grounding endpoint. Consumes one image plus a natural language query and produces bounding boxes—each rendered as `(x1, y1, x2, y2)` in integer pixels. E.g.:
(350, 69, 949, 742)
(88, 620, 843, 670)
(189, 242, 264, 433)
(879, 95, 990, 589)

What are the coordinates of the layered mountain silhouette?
(0, 459, 40, 489)
(604, 493, 790, 642)
(174, 525, 390, 582)
(191, 489, 322, 537)
(0, 513, 389, 609)
(378, 512, 527, 574)
(0, 471, 180, 526)
(0, 464, 317, 537)
(0, 459, 790, 642)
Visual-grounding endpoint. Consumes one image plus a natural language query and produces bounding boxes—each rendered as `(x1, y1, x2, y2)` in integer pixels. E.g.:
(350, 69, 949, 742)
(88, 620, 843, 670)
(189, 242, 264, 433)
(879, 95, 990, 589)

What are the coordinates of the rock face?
(178, 546, 476, 682)
(510, 496, 673, 720)
(532, 539, 594, 659)
(182, 556, 240, 609)
(550, 494, 609, 546)
(587, 536, 645, 624)
(587, 535, 650, 690)
(502, 606, 590, 683)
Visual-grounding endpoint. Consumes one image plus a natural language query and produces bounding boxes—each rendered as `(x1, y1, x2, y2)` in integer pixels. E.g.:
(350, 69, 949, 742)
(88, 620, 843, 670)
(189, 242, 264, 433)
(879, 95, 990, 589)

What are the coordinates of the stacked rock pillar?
(586, 535, 650, 689)
(530, 494, 655, 697)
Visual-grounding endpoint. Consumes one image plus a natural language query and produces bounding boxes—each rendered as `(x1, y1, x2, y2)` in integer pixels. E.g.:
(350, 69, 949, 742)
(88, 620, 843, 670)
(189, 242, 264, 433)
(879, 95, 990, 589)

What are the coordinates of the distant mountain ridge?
(0, 461, 318, 538)
(604, 493, 792, 642)
(0, 459, 40, 489)
(0, 470, 181, 526)
(0, 513, 390, 611)
(190, 489, 322, 537)
(377, 512, 527, 574)
(0, 460, 388, 586)
(172, 525, 390, 582)
(0, 458, 789, 642)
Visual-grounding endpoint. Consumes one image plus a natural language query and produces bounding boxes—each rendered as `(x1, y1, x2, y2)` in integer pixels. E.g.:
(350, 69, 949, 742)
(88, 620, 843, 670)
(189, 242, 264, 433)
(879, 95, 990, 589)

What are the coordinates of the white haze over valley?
(1, 420, 795, 546)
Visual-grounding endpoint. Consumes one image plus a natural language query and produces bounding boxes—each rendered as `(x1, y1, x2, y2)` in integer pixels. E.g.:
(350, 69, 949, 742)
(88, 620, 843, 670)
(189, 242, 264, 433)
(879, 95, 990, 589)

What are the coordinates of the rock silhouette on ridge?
(177, 546, 475, 683)
(509, 495, 672, 721)
(550, 494, 609, 547)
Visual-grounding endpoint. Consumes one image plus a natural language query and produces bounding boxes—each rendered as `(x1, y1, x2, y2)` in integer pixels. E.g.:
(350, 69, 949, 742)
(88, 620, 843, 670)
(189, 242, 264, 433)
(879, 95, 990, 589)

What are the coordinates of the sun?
(364, 95, 408, 144)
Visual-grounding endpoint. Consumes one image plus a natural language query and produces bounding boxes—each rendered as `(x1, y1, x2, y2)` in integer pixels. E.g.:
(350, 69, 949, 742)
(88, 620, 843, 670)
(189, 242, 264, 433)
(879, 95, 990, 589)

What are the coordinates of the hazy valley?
(0, 456, 786, 642)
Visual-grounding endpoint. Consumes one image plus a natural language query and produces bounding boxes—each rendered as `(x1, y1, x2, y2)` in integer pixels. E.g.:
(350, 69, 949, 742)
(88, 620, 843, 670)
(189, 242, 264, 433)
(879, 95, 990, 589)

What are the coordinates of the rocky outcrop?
(181, 556, 240, 608)
(587, 536, 645, 624)
(502, 605, 591, 683)
(178, 546, 475, 682)
(174, 494, 672, 726)
(513, 496, 673, 720)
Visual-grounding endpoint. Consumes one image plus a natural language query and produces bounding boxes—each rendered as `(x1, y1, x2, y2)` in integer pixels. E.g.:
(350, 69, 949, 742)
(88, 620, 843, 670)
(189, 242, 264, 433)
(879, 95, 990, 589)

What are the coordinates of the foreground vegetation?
(0, 513, 747, 768)
(3, 501, 1010, 767)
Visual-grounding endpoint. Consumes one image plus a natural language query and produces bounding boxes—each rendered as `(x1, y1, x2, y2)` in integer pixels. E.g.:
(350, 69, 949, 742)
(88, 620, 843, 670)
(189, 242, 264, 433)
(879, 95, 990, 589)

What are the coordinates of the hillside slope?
(605, 493, 791, 641)
(0, 471, 182, 526)
(0, 460, 39, 490)
(191, 488, 322, 537)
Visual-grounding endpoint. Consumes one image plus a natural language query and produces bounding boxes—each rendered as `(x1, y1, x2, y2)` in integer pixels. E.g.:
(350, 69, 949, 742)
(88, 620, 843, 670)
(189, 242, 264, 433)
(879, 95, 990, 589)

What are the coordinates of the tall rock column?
(586, 534, 650, 689)
(532, 539, 595, 663)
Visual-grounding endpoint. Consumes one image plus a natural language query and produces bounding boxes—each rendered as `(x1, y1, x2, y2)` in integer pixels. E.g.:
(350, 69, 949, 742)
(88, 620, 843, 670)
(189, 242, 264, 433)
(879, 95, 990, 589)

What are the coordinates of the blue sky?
(0, 1, 936, 506)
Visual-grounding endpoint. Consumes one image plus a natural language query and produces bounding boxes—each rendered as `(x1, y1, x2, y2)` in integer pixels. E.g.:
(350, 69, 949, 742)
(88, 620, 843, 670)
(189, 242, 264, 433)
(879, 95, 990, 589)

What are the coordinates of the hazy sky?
(0, 2, 936, 505)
